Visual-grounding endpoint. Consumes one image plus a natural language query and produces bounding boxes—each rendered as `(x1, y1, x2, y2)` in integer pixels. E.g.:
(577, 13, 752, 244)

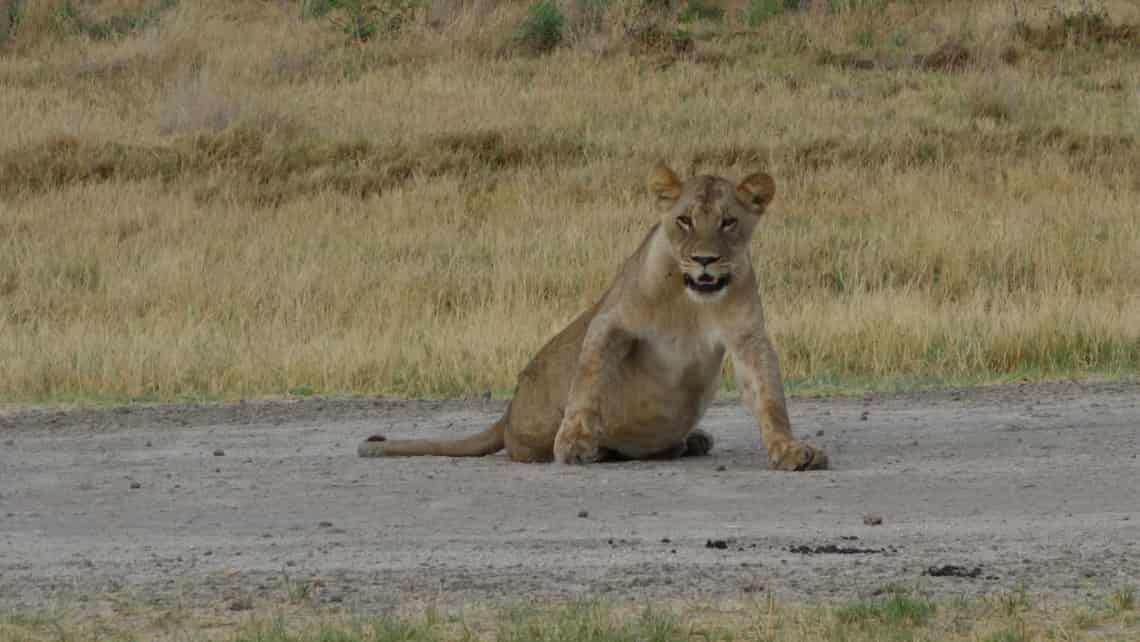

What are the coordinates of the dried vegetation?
(0, 0, 1138, 401)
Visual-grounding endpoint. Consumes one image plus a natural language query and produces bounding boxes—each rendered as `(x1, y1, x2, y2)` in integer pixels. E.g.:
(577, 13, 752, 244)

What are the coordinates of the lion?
(358, 164, 828, 470)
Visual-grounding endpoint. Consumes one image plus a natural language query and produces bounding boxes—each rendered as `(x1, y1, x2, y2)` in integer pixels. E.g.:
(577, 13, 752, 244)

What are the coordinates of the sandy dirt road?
(1, 379, 1138, 613)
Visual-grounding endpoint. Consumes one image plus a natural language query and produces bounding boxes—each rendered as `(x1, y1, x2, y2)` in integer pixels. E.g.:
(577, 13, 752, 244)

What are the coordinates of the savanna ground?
(2, 0, 1140, 639)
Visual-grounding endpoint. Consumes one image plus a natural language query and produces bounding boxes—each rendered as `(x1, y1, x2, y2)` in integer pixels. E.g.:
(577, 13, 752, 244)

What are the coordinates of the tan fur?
(359, 164, 827, 470)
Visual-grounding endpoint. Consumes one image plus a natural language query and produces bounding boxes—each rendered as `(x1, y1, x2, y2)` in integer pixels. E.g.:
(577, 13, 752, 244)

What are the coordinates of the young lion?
(359, 164, 828, 470)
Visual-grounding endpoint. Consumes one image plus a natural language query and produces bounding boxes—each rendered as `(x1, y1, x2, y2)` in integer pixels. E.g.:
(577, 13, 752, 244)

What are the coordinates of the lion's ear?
(736, 172, 776, 214)
(649, 163, 682, 208)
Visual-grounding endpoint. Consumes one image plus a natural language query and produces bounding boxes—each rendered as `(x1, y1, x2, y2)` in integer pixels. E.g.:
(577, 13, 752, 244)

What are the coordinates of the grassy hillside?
(1, 0, 1138, 402)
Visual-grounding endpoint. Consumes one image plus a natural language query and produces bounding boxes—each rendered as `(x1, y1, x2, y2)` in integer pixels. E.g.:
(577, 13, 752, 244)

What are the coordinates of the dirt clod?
(213, 449, 225, 456)
(924, 565, 983, 578)
(864, 513, 883, 526)
(706, 539, 729, 549)
(318, 521, 334, 528)
(577, 510, 588, 518)
(789, 544, 889, 555)
(129, 481, 141, 489)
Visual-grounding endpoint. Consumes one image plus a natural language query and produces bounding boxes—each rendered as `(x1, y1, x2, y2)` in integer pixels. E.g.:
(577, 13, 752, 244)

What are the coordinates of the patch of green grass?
(745, 0, 797, 26)
(678, 0, 723, 24)
(852, 28, 875, 48)
(515, 0, 564, 54)
(55, 0, 178, 40)
(834, 592, 936, 627)
(496, 601, 687, 642)
(982, 623, 1030, 642)
(0, 0, 21, 45)
(300, 0, 415, 40)
(5, 594, 1140, 642)
(1110, 587, 1138, 613)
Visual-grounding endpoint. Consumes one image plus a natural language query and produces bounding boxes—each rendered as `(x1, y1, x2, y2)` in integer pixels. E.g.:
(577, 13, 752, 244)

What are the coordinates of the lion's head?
(649, 164, 776, 302)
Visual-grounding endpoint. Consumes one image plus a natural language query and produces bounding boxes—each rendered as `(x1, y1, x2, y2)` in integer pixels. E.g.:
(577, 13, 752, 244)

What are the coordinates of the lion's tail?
(357, 405, 508, 458)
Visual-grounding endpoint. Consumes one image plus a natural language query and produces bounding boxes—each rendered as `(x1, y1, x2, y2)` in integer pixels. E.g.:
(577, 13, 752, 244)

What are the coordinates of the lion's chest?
(638, 331, 724, 386)
(597, 330, 724, 457)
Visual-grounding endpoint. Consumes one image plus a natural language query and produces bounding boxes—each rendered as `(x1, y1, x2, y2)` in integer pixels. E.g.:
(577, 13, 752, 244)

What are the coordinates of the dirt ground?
(1, 379, 1138, 613)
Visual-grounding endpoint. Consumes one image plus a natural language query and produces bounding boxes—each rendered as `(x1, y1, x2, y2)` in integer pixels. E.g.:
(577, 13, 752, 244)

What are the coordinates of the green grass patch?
(515, 0, 565, 54)
(55, 0, 178, 40)
(3, 594, 1140, 642)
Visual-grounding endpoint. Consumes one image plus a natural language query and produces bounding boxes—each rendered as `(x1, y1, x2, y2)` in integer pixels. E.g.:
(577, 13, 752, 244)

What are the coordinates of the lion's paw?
(767, 440, 828, 471)
(554, 410, 602, 465)
(683, 429, 715, 457)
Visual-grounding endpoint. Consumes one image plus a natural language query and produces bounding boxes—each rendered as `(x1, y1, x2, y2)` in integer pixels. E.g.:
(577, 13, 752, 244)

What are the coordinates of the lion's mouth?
(683, 273, 732, 294)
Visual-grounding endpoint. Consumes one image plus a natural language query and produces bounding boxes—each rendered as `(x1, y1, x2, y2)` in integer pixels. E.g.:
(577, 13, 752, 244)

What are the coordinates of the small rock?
(816, 430, 825, 437)
(715, 465, 727, 472)
(213, 449, 225, 456)
(318, 520, 334, 528)
(577, 510, 589, 518)
(706, 539, 729, 550)
(145, 441, 152, 448)
(129, 481, 141, 490)
(859, 411, 869, 421)
(863, 513, 883, 526)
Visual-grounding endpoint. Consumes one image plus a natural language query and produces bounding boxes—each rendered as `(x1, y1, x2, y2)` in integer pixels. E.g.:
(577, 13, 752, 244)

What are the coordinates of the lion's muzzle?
(683, 272, 732, 294)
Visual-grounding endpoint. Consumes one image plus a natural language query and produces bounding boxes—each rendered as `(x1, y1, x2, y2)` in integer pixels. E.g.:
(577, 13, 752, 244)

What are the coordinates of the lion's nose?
(691, 255, 719, 266)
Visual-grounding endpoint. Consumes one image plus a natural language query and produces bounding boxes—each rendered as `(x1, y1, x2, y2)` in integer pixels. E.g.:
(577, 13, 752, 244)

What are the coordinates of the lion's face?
(649, 164, 776, 302)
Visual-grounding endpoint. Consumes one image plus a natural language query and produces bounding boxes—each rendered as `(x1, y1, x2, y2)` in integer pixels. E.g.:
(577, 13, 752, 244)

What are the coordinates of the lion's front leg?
(553, 318, 630, 465)
(554, 408, 603, 464)
(728, 326, 828, 471)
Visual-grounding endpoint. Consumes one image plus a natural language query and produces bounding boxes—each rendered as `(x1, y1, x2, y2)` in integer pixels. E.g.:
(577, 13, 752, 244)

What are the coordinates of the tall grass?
(1, 0, 1138, 402)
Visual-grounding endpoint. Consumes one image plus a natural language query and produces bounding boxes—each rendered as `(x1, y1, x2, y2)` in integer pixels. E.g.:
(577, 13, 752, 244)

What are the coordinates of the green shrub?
(300, 0, 416, 41)
(55, 0, 178, 40)
(678, 0, 723, 23)
(1, 0, 21, 45)
(745, 0, 798, 26)
(515, 0, 564, 54)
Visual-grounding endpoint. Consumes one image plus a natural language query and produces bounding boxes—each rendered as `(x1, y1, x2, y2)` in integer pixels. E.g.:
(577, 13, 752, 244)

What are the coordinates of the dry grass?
(1, 0, 1138, 402)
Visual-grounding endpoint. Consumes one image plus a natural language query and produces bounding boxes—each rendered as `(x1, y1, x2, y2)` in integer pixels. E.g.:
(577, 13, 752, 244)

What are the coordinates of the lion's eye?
(721, 218, 738, 231)
(676, 216, 693, 230)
